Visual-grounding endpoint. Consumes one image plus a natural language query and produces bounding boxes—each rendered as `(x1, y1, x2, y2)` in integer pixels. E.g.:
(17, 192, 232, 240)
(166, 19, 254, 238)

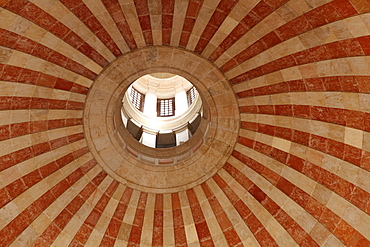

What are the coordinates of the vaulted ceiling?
(1, 0, 370, 246)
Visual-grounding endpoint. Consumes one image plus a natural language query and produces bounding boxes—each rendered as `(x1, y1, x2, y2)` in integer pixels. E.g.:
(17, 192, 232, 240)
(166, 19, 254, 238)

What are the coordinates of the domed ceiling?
(1, 0, 370, 246)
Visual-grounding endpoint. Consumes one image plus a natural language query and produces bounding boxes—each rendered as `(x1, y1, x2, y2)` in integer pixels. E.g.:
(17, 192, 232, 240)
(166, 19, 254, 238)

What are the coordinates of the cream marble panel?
(187, 0, 221, 51)
(29, 0, 116, 62)
(119, 0, 147, 48)
(207, 177, 261, 247)
(83, 0, 129, 53)
(170, 0, 189, 47)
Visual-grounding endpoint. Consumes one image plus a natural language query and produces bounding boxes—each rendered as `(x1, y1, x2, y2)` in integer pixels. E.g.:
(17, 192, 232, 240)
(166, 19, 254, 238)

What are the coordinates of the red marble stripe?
(241, 118, 369, 169)
(0, 96, 84, 110)
(127, 192, 148, 247)
(69, 180, 119, 247)
(201, 183, 243, 246)
(237, 128, 370, 214)
(186, 188, 214, 246)
(59, 0, 121, 57)
(349, 231, 370, 246)
(133, 0, 153, 46)
(237, 76, 370, 99)
(179, 0, 204, 48)
(349, 0, 370, 13)
(0, 29, 97, 80)
(162, 0, 175, 45)
(229, 37, 365, 83)
(0, 159, 98, 247)
(209, 0, 290, 61)
(223, 163, 320, 246)
(33, 170, 108, 246)
(2, 0, 108, 67)
(0, 118, 82, 142)
(0, 147, 89, 209)
(152, 194, 163, 246)
(100, 187, 133, 247)
(212, 174, 279, 247)
(171, 193, 188, 247)
(101, 0, 137, 50)
(194, 0, 237, 53)
(240, 103, 370, 134)
(220, 0, 358, 72)
(0, 64, 89, 94)
(0, 133, 85, 173)
(232, 149, 370, 246)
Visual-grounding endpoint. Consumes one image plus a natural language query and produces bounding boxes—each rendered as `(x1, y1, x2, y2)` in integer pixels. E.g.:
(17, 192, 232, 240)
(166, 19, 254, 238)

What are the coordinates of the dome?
(0, 0, 370, 246)
(122, 74, 203, 149)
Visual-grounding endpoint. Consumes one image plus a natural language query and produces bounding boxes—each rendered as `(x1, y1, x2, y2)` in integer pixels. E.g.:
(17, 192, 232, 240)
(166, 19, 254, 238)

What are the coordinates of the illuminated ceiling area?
(122, 74, 203, 148)
(0, 0, 370, 246)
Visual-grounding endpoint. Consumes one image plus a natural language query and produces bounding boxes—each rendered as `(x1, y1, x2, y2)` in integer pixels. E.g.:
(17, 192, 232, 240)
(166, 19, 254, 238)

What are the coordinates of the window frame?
(187, 86, 197, 106)
(130, 87, 145, 112)
(157, 97, 175, 117)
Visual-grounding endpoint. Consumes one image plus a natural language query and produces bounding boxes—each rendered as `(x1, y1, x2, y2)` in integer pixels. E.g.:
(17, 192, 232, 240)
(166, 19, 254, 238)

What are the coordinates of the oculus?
(122, 74, 203, 148)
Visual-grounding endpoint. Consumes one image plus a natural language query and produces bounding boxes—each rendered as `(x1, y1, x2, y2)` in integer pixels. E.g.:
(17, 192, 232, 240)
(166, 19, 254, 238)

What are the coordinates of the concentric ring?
(84, 46, 240, 193)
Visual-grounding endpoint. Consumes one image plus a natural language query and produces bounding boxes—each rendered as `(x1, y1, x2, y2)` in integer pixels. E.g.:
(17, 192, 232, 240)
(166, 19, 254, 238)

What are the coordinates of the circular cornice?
(84, 46, 240, 193)
(130, 74, 194, 98)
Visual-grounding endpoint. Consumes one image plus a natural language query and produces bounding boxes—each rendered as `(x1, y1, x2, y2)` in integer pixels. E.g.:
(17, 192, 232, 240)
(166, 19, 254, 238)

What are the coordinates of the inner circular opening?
(121, 74, 203, 148)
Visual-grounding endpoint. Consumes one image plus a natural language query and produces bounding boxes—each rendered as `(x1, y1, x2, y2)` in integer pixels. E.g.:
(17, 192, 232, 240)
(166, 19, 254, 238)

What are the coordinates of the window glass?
(130, 87, 144, 111)
(157, 98, 175, 117)
(187, 87, 197, 106)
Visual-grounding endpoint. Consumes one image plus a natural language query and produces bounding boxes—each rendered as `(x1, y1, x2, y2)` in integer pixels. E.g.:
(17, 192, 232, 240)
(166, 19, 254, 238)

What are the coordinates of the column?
(141, 131, 156, 148)
(176, 129, 189, 146)
(143, 85, 158, 117)
(174, 81, 188, 116)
